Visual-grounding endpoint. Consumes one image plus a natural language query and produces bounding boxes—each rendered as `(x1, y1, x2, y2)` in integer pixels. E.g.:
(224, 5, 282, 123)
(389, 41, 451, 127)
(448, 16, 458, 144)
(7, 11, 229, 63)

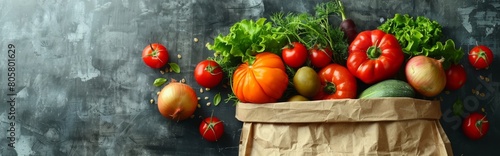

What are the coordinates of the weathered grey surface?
(0, 0, 498, 155)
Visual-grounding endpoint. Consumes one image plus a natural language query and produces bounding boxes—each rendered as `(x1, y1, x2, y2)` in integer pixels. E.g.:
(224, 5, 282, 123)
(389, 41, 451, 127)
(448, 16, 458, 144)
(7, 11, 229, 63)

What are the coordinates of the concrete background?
(0, 0, 499, 155)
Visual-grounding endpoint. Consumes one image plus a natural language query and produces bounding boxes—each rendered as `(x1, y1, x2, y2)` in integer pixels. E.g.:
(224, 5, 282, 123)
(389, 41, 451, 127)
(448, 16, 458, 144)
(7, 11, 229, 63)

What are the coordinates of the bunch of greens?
(378, 14, 463, 69)
(206, 18, 287, 66)
(270, 1, 348, 65)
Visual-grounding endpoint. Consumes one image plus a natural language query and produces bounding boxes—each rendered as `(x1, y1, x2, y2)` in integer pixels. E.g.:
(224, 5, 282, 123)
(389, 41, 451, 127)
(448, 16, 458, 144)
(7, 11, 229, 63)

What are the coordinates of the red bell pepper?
(347, 29, 404, 84)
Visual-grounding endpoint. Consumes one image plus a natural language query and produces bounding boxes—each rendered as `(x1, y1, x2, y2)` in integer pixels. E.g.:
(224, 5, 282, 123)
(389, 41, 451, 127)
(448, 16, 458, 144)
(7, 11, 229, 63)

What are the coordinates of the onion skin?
(405, 56, 446, 97)
(157, 82, 198, 121)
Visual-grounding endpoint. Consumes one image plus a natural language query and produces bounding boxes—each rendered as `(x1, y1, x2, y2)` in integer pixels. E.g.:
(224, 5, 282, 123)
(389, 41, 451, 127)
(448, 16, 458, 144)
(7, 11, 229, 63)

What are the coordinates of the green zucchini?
(359, 79, 415, 99)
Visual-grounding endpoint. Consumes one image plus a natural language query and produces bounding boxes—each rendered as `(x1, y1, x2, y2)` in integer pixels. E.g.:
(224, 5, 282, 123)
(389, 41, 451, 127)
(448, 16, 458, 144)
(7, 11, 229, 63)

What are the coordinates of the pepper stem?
(367, 46, 382, 59)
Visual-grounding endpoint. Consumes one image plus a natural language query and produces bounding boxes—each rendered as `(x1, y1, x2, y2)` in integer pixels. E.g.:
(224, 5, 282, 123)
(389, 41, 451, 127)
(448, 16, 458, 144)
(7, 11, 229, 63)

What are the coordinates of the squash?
(232, 52, 289, 103)
(359, 79, 415, 99)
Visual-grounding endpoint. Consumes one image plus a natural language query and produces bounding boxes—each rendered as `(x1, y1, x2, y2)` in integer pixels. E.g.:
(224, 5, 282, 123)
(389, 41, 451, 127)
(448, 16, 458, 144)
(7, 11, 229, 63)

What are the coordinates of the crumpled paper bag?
(236, 98, 453, 156)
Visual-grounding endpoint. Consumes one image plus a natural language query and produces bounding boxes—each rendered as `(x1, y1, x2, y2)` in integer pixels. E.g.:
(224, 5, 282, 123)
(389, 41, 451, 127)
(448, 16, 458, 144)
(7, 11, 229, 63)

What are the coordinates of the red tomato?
(314, 64, 357, 99)
(462, 112, 489, 140)
(309, 46, 333, 68)
(282, 42, 308, 68)
(445, 64, 467, 91)
(468, 45, 493, 69)
(142, 43, 169, 69)
(347, 30, 404, 84)
(199, 116, 224, 142)
(194, 60, 223, 88)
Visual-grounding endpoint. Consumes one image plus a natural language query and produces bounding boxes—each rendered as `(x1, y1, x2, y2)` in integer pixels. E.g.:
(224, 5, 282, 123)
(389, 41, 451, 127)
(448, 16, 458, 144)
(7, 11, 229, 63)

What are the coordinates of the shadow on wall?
(458, 2, 500, 48)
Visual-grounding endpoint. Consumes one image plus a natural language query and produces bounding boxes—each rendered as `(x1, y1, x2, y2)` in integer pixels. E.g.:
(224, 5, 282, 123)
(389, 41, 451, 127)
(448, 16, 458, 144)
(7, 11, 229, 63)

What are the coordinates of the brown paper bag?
(235, 98, 453, 156)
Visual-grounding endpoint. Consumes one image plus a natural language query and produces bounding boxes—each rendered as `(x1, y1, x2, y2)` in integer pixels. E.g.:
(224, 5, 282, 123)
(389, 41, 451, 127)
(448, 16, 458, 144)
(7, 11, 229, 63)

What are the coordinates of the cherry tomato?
(282, 42, 308, 68)
(194, 60, 223, 88)
(142, 43, 169, 69)
(199, 116, 224, 142)
(462, 112, 489, 140)
(309, 46, 333, 68)
(445, 64, 467, 91)
(468, 45, 493, 69)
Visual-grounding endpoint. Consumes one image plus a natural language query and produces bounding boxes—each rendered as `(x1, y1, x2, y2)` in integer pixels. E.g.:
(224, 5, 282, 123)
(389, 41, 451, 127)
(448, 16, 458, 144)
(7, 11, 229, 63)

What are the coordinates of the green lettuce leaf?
(379, 14, 463, 68)
(206, 18, 287, 64)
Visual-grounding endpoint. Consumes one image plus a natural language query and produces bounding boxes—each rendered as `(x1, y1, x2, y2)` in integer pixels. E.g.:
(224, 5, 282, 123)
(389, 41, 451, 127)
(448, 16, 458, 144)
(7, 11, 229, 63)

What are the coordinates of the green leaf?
(153, 78, 167, 87)
(214, 93, 222, 106)
(169, 63, 180, 73)
(379, 13, 462, 69)
(452, 98, 464, 116)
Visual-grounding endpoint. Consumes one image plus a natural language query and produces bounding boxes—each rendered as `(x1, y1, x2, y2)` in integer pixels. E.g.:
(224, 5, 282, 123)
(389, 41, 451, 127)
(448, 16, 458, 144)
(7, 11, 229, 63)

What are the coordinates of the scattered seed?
(177, 54, 182, 59)
(480, 92, 485, 97)
(485, 77, 490, 82)
(206, 102, 211, 106)
(198, 104, 201, 108)
(191, 115, 195, 118)
(169, 68, 173, 72)
(475, 91, 480, 95)
(157, 91, 161, 95)
(472, 89, 476, 94)
(199, 115, 203, 118)
(445, 91, 450, 94)
(200, 88, 204, 93)
(482, 108, 485, 112)
(164, 68, 169, 73)
(181, 78, 186, 83)
(160, 70, 165, 74)
(205, 88, 210, 91)
(150, 99, 154, 104)
(204, 96, 209, 100)
(480, 75, 485, 80)
(197, 97, 201, 100)
(194, 38, 199, 43)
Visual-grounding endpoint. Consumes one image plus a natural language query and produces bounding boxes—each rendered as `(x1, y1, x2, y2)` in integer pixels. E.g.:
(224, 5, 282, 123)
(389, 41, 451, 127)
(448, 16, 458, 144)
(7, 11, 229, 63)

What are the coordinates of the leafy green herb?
(153, 78, 167, 87)
(224, 93, 239, 106)
(378, 14, 463, 69)
(168, 63, 180, 73)
(213, 93, 222, 106)
(270, 1, 348, 65)
(452, 98, 464, 116)
(207, 18, 288, 64)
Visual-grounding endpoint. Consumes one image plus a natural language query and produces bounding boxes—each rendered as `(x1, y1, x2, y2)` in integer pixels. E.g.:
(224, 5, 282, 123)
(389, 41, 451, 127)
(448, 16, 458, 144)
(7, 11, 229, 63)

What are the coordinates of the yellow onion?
(157, 82, 198, 121)
(405, 56, 446, 97)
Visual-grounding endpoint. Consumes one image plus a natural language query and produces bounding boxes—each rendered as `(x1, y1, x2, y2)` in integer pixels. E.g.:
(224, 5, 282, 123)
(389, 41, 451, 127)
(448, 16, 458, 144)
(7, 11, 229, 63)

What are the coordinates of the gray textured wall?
(0, 0, 499, 155)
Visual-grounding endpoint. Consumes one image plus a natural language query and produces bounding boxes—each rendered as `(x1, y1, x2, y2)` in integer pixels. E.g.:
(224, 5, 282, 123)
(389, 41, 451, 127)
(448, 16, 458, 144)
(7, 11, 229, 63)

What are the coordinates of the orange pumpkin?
(232, 52, 289, 103)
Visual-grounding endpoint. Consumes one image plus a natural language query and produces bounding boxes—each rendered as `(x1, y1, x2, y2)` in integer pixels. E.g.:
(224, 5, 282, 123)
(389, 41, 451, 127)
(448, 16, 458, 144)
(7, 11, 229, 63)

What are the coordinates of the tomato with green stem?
(199, 115, 224, 142)
(314, 63, 357, 99)
(462, 112, 489, 140)
(309, 45, 333, 68)
(282, 42, 308, 68)
(142, 43, 169, 69)
(468, 45, 493, 69)
(445, 64, 467, 91)
(194, 60, 223, 88)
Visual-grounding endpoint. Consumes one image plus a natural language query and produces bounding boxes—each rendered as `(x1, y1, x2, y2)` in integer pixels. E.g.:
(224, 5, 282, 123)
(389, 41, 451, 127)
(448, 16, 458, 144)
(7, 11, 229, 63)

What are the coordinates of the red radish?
(157, 82, 198, 121)
(405, 56, 446, 97)
(338, 1, 357, 44)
